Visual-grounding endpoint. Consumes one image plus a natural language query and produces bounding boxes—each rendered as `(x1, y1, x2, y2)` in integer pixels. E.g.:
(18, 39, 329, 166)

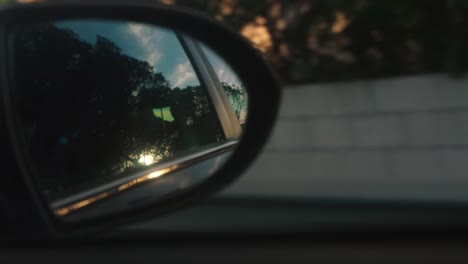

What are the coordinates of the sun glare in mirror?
(139, 154, 156, 166)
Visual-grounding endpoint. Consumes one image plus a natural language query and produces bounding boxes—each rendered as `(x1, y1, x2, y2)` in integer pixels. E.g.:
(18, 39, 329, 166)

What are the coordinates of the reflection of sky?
(200, 43, 247, 124)
(55, 19, 199, 88)
(200, 43, 243, 86)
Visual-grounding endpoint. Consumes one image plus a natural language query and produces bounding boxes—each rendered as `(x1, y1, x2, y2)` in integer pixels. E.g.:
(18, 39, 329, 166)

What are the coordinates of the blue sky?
(55, 19, 199, 88)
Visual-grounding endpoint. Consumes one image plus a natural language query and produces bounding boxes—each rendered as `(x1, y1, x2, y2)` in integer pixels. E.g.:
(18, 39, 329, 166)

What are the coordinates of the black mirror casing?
(0, 1, 282, 238)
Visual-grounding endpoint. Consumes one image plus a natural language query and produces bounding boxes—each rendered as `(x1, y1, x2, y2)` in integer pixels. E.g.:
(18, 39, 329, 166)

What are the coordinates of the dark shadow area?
(13, 22, 226, 197)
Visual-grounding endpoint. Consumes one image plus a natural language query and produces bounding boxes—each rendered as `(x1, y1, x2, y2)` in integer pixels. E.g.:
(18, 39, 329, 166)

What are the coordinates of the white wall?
(221, 74, 468, 201)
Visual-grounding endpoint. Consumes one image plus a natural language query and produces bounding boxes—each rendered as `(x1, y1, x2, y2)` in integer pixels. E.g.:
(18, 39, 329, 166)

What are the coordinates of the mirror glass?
(11, 19, 248, 220)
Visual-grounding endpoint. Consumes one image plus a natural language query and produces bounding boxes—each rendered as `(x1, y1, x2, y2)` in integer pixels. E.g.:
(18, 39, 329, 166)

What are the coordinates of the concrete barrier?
(222, 74, 468, 201)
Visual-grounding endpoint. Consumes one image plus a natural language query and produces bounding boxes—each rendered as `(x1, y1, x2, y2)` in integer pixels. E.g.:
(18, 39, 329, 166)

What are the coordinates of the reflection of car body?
(39, 33, 246, 218)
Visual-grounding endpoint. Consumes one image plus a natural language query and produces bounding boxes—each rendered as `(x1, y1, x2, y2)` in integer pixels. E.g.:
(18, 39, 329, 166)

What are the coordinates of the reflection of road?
(61, 152, 232, 222)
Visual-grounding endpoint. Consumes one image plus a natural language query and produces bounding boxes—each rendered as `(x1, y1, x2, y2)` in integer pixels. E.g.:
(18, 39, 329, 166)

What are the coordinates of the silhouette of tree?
(14, 22, 225, 195)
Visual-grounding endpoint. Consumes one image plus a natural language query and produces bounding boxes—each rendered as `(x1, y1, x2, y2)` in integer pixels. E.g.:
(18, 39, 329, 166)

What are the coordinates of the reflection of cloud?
(147, 52, 161, 67)
(216, 67, 239, 85)
(128, 23, 199, 88)
(170, 62, 197, 88)
(128, 24, 149, 45)
(127, 23, 163, 68)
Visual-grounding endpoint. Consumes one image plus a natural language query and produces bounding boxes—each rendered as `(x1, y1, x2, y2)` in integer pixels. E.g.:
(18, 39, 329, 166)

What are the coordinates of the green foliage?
(222, 82, 247, 120)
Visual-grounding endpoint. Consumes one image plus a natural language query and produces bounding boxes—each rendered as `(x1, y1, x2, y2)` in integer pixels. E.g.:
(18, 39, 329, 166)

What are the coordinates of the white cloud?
(170, 62, 197, 88)
(127, 22, 163, 68)
(128, 24, 150, 46)
(173, 72, 196, 87)
(216, 66, 240, 85)
(147, 52, 162, 67)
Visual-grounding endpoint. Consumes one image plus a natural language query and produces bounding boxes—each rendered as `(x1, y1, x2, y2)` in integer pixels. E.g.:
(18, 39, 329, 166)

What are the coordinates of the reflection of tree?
(15, 23, 224, 194)
(165, 0, 468, 83)
(221, 82, 247, 121)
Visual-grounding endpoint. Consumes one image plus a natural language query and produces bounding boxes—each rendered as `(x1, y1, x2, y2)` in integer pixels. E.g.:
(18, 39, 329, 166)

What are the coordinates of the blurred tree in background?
(2, 0, 467, 83)
(161, 0, 468, 84)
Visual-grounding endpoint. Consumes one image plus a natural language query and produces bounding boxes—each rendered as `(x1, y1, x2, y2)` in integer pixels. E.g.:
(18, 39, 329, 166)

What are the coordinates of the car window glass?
(201, 43, 248, 126)
(13, 20, 226, 198)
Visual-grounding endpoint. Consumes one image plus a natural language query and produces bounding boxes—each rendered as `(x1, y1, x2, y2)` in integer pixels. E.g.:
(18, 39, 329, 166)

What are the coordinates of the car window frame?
(178, 34, 242, 140)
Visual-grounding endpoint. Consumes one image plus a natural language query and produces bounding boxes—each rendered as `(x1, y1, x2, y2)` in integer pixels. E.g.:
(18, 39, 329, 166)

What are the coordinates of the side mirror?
(0, 1, 281, 236)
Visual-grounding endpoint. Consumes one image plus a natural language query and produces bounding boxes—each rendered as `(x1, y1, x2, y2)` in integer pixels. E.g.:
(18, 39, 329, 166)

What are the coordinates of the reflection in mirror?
(200, 43, 248, 128)
(12, 19, 248, 220)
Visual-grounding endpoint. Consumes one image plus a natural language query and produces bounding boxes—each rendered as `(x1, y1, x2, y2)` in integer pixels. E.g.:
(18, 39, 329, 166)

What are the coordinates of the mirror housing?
(0, 0, 281, 237)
